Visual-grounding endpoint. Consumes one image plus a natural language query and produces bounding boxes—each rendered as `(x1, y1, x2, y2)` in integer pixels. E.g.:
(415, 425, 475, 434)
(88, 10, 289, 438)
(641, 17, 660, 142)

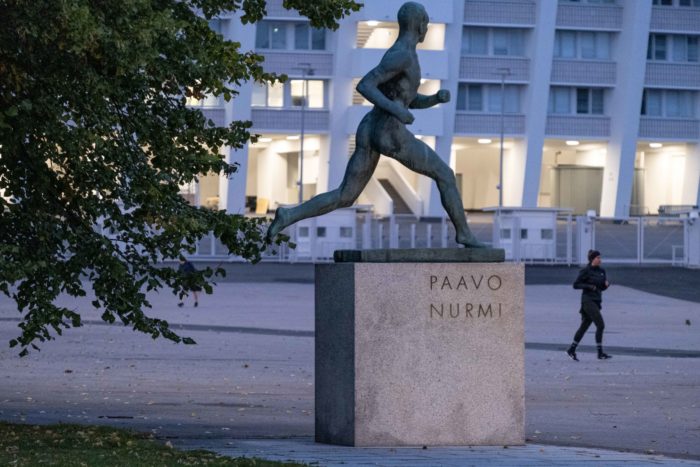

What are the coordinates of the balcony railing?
(258, 52, 334, 76)
(650, 6, 700, 33)
(251, 108, 330, 132)
(454, 113, 526, 135)
(639, 117, 699, 140)
(200, 108, 226, 127)
(263, 0, 303, 18)
(556, 4, 623, 30)
(459, 57, 529, 82)
(351, 49, 449, 80)
(645, 62, 700, 89)
(551, 60, 616, 86)
(463, 1, 536, 26)
(545, 115, 610, 138)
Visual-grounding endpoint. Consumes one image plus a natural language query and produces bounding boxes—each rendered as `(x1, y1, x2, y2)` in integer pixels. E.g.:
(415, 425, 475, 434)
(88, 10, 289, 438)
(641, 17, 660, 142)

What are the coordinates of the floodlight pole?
(495, 68, 511, 208)
(293, 63, 314, 205)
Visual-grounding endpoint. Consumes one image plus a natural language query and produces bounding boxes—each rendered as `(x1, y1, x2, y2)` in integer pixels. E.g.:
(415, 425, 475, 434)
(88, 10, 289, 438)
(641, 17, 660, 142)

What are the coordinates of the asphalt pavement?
(1, 263, 699, 466)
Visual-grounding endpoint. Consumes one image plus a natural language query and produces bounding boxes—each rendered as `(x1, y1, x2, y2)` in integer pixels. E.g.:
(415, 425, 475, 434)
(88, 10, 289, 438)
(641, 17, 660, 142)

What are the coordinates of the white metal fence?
(187, 212, 698, 267)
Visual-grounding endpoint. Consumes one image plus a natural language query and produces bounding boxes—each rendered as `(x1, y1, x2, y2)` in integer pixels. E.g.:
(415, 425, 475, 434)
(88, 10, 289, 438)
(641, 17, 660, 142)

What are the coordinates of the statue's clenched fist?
(437, 89, 450, 103)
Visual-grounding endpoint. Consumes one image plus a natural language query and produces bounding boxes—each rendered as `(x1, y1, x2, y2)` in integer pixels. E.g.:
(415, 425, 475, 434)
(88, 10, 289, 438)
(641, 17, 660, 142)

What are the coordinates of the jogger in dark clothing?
(567, 249, 612, 361)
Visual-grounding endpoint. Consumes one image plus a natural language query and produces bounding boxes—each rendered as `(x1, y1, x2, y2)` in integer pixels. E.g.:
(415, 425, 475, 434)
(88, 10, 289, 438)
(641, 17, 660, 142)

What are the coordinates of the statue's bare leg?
(387, 131, 486, 248)
(266, 138, 380, 242)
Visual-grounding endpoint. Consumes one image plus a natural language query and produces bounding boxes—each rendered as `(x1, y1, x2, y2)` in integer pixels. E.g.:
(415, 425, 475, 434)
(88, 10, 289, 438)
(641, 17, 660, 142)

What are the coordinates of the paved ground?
(178, 262, 700, 304)
(1, 264, 699, 465)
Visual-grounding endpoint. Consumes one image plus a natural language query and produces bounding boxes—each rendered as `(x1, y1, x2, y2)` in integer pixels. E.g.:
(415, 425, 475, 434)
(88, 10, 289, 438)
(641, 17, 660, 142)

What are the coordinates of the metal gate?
(590, 217, 688, 265)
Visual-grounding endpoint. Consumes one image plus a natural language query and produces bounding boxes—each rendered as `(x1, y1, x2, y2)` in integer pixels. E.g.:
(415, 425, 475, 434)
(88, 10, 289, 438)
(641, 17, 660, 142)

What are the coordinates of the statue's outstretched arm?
(356, 51, 414, 124)
(409, 89, 450, 109)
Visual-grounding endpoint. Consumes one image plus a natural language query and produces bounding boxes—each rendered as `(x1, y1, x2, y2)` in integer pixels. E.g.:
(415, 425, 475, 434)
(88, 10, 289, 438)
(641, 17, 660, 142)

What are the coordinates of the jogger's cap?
(588, 249, 601, 262)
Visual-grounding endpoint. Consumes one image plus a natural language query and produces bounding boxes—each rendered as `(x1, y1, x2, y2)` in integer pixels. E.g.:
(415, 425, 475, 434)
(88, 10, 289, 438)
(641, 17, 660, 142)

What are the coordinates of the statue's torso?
(377, 48, 420, 110)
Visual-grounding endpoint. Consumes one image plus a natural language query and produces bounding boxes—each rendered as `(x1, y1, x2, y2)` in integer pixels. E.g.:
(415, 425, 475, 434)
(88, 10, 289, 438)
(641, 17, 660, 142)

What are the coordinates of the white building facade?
(187, 0, 700, 219)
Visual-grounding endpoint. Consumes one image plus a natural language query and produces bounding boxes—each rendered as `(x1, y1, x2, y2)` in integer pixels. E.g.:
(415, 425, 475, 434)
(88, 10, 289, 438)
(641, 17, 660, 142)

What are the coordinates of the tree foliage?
(0, 0, 361, 356)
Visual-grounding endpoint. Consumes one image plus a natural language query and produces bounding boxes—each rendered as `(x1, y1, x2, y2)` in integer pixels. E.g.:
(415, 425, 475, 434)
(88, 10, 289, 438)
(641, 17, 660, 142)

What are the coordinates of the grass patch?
(0, 422, 306, 466)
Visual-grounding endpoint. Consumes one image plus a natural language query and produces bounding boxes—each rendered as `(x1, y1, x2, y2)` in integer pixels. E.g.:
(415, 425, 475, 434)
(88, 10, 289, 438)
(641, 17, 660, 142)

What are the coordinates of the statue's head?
(397, 2, 429, 43)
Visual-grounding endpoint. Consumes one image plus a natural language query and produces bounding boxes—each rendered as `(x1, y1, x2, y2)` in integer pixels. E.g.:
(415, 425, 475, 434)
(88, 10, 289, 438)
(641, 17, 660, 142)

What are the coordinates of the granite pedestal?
(315, 249, 524, 447)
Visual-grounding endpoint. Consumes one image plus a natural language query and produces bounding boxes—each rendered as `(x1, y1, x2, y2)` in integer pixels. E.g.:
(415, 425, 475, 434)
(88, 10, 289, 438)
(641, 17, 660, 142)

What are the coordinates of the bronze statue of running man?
(267, 1, 485, 248)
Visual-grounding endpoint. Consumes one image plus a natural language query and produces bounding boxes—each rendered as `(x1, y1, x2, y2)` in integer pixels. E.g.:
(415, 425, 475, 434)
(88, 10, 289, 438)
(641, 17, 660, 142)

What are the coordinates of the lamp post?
(293, 63, 314, 205)
(495, 67, 511, 208)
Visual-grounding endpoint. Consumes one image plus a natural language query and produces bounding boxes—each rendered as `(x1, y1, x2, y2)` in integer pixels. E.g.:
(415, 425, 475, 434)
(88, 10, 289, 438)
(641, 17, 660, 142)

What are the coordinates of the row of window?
(255, 20, 326, 51)
(641, 89, 696, 117)
(456, 84, 521, 113)
(462, 29, 697, 62)
(251, 80, 326, 108)
(246, 81, 698, 119)
(549, 87, 604, 115)
(555, 31, 611, 60)
(461, 27, 526, 57)
(455, 85, 605, 115)
(652, 0, 700, 6)
(559, 0, 616, 4)
(250, 21, 699, 67)
(562, 0, 700, 5)
(647, 34, 699, 62)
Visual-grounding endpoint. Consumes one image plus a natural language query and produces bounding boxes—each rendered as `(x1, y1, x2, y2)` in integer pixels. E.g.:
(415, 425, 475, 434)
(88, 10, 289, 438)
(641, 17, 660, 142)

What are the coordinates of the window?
(186, 93, 222, 107)
(251, 82, 284, 107)
(671, 35, 699, 62)
(641, 89, 696, 117)
(290, 80, 324, 108)
(358, 22, 445, 50)
(554, 31, 611, 59)
(492, 29, 525, 56)
(252, 80, 325, 108)
(462, 27, 525, 57)
(462, 27, 488, 55)
(656, 0, 700, 6)
(548, 87, 571, 114)
(576, 88, 604, 114)
(666, 90, 695, 117)
(649, 34, 699, 62)
(647, 34, 668, 60)
(456, 84, 521, 113)
(294, 23, 326, 50)
(641, 89, 662, 116)
(256, 21, 327, 50)
(690, 37, 699, 61)
(340, 227, 353, 238)
(457, 84, 483, 111)
(487, 85, 521, 113)
(555, 30, 577, 58)
(256, 21, 287, 49)
(548, 87, 604, 115)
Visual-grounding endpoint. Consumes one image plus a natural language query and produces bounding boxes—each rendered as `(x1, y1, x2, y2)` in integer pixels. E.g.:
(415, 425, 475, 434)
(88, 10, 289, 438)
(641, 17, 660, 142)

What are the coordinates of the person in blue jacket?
(566, 250, 611, 361)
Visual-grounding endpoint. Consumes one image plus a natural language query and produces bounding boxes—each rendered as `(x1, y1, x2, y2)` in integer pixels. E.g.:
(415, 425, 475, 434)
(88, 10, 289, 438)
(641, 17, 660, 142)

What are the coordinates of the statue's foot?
(456, 232, 488, 249)
(265, 207, 290, 243)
